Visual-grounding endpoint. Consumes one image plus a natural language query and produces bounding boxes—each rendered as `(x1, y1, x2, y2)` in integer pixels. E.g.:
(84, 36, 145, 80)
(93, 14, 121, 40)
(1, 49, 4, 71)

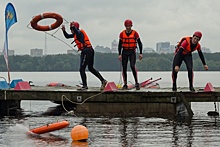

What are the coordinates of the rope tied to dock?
(61, 91, 105, 115)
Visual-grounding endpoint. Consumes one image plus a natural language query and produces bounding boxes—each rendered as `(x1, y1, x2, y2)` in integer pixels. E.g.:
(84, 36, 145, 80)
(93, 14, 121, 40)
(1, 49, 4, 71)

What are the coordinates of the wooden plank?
(0, 87, 220, 103)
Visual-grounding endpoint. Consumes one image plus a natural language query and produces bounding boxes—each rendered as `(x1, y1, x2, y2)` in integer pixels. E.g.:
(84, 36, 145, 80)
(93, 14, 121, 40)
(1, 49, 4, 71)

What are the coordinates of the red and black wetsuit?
(172, 37, 206, 89)
(118, 30, 143, 85)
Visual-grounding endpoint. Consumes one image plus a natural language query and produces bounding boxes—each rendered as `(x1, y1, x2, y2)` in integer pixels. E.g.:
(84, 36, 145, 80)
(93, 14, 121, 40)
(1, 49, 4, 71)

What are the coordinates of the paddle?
(128, 77, 152, 89)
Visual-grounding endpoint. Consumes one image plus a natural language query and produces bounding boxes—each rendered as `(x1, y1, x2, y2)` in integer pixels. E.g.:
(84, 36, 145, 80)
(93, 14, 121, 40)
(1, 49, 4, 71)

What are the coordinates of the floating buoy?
(71, 125, 89, 141)
(31, 12, 63, 31)
(207, 111, 219, 116)
(30, 120, 69, 134)
(46, 82, 67, 87)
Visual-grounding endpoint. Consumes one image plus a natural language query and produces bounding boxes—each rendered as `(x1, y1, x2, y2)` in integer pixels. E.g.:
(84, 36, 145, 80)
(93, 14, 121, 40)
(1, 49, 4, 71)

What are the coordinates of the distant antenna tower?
(43, 21, 48, 55)
(44, 32, 47, 55)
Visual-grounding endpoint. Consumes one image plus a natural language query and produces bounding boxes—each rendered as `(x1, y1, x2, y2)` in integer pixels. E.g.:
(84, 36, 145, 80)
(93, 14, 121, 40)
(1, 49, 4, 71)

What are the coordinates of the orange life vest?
(175, 36, 200, 55)
(74, 29, 92, 50)
(122, 30, 137, 50)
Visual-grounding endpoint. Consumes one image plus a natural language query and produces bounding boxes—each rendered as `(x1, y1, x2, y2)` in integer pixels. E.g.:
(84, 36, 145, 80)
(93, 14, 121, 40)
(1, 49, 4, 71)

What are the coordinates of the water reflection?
(172, 122, 194, 147)
(1, 110, 220, 146)
(71, 140, 88, 147)
(27, 133, 69, 146)
(76, 116, 220, 146)
(119, 117, 138, 146)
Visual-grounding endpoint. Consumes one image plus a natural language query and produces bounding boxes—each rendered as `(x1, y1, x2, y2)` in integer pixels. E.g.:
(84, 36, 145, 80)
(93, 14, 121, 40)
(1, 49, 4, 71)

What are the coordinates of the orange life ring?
(29, 120, 69, 134)
(31, 12, 63, 31)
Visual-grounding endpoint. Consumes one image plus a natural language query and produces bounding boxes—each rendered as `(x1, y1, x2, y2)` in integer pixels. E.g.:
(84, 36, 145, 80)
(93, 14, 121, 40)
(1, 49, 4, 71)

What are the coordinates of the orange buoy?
(30, 120, 69, 134)
(31, 12, 63, 31)
(71, 125, 89, 141)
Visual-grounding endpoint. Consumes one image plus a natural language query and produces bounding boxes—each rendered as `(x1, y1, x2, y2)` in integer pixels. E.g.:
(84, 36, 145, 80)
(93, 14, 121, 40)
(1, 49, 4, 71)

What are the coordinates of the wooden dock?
(1, 86, 220, 118)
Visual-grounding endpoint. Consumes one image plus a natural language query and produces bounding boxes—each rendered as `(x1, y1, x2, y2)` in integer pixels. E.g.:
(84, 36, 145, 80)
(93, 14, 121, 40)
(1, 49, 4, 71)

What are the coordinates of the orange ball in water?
(71, 125, 89, 141)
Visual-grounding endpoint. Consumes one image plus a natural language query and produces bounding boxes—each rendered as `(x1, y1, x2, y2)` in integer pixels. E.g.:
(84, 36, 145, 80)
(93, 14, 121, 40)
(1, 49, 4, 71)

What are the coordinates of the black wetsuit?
(172, 42, 206, 88)
(63, 27, 105, 87)
(118, 31, 143, 85)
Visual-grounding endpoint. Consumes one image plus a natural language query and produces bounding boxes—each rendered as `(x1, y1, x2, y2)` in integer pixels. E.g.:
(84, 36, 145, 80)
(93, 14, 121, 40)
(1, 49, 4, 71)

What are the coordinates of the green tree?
(0, 52, 219, 71)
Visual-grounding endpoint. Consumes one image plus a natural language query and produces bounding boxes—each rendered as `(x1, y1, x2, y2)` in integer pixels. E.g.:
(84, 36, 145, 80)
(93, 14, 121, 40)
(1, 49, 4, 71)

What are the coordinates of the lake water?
(0, 71, 220, 147)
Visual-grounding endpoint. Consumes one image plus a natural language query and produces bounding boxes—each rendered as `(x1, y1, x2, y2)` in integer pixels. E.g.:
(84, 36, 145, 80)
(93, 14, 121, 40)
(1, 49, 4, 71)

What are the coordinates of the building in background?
(1, 49, 15, 56)
(67, 49, 77, 54)
(8, 50, 15, 56)
(94, 45, 111, 53)
(170, 45, 175, 53)
(143, 47, 155, 53)
(201, 47, 211, 53)
(111, 40, 118, 53)
(30, 48, 43, 57)
(156, 42, 171, 54)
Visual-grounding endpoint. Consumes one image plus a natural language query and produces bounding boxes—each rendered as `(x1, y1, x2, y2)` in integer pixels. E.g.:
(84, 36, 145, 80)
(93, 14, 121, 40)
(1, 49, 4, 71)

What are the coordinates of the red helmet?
(124, 19, 133, 27)
(193, 31, 202, 39)
(70, 21, 80, 29)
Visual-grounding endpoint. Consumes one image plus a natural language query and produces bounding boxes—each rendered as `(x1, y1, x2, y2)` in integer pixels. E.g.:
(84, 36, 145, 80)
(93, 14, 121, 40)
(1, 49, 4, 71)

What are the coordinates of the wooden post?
(178, 93, 194, 117)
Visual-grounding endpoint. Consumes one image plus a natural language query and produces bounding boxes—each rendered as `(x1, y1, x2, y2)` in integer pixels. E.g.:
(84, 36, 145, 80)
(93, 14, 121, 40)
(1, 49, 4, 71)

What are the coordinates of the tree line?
(0, 52, 220, 71)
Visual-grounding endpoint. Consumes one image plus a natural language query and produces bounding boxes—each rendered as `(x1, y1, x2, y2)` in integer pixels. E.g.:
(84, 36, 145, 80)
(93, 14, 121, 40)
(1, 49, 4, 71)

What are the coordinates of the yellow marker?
(116, 84, 122, 89)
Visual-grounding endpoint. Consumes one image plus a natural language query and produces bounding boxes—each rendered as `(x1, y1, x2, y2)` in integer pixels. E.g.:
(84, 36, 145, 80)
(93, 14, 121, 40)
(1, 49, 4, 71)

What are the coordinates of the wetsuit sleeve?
(62, 30, 74, 38)
(137, 38, 143, 54)
(134, 31, 142, 54)
(118, 39, 123, 55)
(198, 50, 206, 65)
(118, 32, 123, 55)
(71, 27, 84, 43)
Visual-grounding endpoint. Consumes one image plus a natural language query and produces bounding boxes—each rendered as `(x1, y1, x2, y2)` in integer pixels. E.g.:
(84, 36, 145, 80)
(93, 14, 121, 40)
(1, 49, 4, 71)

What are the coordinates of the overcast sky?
(0, 0, 220, 55)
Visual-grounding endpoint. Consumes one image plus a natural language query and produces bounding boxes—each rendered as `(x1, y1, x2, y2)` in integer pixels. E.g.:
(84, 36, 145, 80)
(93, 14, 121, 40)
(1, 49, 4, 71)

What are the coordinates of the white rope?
(62, 91, 104, 105)
(61, 91, 105, 115)
(44, 30, 78, 53)
(27, 18, 78, 53)
(48, 25, 52, 30)
(40, 13, 44, 19)
(117, 61, 123, 88)
(61, 98, 77, 117)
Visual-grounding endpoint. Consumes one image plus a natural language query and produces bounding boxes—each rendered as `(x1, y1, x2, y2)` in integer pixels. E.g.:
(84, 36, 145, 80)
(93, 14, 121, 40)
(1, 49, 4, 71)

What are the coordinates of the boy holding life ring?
(61, 22, 107, 90)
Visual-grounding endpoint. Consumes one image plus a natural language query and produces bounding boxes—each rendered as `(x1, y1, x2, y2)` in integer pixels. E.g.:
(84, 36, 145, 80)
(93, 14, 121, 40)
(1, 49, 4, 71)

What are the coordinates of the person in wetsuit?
(172, 31, 208, 92)
(118, 19, 143, 90)
(61, 21, 107, 90)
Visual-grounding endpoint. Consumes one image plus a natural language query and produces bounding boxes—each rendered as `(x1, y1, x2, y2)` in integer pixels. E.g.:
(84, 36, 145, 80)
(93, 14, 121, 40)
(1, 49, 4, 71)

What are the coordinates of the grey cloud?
(0, 0, 220, 55)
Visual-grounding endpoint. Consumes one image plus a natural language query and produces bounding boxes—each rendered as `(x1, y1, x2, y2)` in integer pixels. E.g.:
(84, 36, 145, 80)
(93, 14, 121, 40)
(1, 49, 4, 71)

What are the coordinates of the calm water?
(0, 71, 220, 147)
